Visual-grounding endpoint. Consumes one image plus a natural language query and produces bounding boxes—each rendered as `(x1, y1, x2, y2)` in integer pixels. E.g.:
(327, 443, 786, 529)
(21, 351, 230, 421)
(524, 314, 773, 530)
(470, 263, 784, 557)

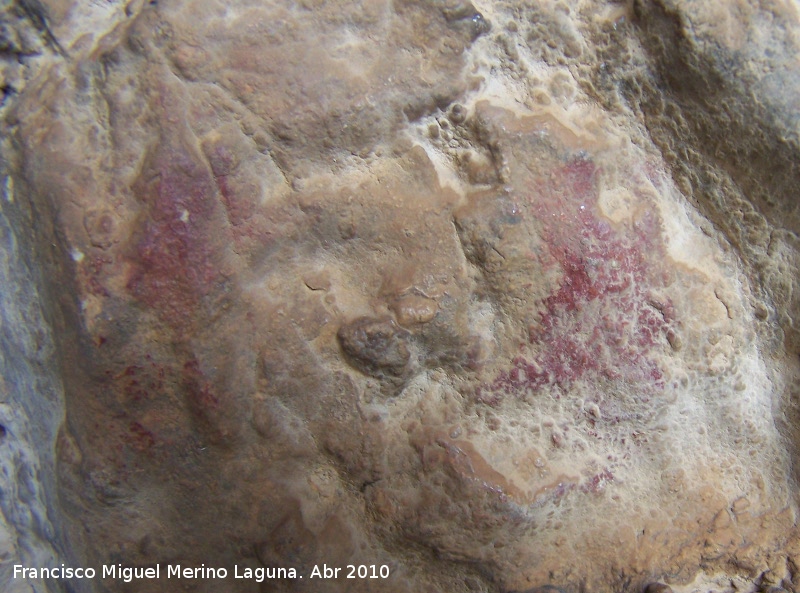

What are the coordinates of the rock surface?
(2, 0, 800, 592)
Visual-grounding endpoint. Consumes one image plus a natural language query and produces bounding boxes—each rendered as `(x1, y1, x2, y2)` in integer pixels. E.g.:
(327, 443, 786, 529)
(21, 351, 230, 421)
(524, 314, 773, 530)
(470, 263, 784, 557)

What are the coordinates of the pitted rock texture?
(3, 0, 800, 592)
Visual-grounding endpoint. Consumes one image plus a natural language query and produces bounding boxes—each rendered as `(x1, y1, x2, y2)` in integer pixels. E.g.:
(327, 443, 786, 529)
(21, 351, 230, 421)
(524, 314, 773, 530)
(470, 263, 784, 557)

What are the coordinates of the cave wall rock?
(2, 0, 800, 592)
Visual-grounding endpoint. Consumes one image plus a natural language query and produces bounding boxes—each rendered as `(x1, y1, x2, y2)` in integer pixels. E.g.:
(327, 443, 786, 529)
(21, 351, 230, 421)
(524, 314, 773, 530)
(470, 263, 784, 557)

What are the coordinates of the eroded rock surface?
(2, 0, 800, 592)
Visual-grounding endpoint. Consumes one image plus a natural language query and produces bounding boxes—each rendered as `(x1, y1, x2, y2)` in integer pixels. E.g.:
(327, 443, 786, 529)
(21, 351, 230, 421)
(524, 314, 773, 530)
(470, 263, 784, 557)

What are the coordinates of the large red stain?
(480, 157, 675, 404)
(127, 143, 225, 331)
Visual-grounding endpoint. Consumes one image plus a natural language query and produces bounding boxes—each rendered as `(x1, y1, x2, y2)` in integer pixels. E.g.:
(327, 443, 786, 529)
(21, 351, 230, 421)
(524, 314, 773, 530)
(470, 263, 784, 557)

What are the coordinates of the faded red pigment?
(480, 158, 675, 402)
(127, 142, 225, 330)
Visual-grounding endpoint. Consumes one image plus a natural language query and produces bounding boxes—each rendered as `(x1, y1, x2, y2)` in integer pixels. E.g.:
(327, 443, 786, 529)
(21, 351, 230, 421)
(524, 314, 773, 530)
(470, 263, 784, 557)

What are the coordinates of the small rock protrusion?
(644, 583, 673, 593)
(732, 496, 751, 515)
(390, 295, 438, 326)
(440, 1, 491, 41)
(518, 586, 566, 593)
(83, 208, 116, 249)
(753, 301, 769, 320)
(337, 317, 411, 377)
(449, 103, 467, 125)
(303, 270, 331, 291)
(666, 328, 682, 351)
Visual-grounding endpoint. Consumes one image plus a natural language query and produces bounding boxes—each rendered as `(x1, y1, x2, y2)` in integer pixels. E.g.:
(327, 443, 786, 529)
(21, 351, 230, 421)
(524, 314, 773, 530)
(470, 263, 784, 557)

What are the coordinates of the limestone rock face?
(2, 0, 800, 592)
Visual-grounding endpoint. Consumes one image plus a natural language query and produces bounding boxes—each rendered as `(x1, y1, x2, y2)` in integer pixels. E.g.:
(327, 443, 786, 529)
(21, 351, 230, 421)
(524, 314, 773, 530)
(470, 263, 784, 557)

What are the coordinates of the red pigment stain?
(479, 157, 675, 403)
(77, 254, 113, 297)
(127, 143, 224, 328)
(110, 360, 166, 403)
(582, 468, 614, 494)
(128, 421, 156, 451)
(182, 359, 220, 411)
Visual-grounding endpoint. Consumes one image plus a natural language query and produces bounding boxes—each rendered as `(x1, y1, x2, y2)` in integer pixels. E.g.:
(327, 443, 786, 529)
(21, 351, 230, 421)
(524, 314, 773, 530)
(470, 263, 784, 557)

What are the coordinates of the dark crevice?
(16, 0, 68, 58)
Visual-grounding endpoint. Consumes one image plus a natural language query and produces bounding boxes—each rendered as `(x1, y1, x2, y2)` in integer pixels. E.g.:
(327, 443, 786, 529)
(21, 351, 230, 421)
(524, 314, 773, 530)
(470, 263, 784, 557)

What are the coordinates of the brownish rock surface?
(2, 0, 800, 592)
